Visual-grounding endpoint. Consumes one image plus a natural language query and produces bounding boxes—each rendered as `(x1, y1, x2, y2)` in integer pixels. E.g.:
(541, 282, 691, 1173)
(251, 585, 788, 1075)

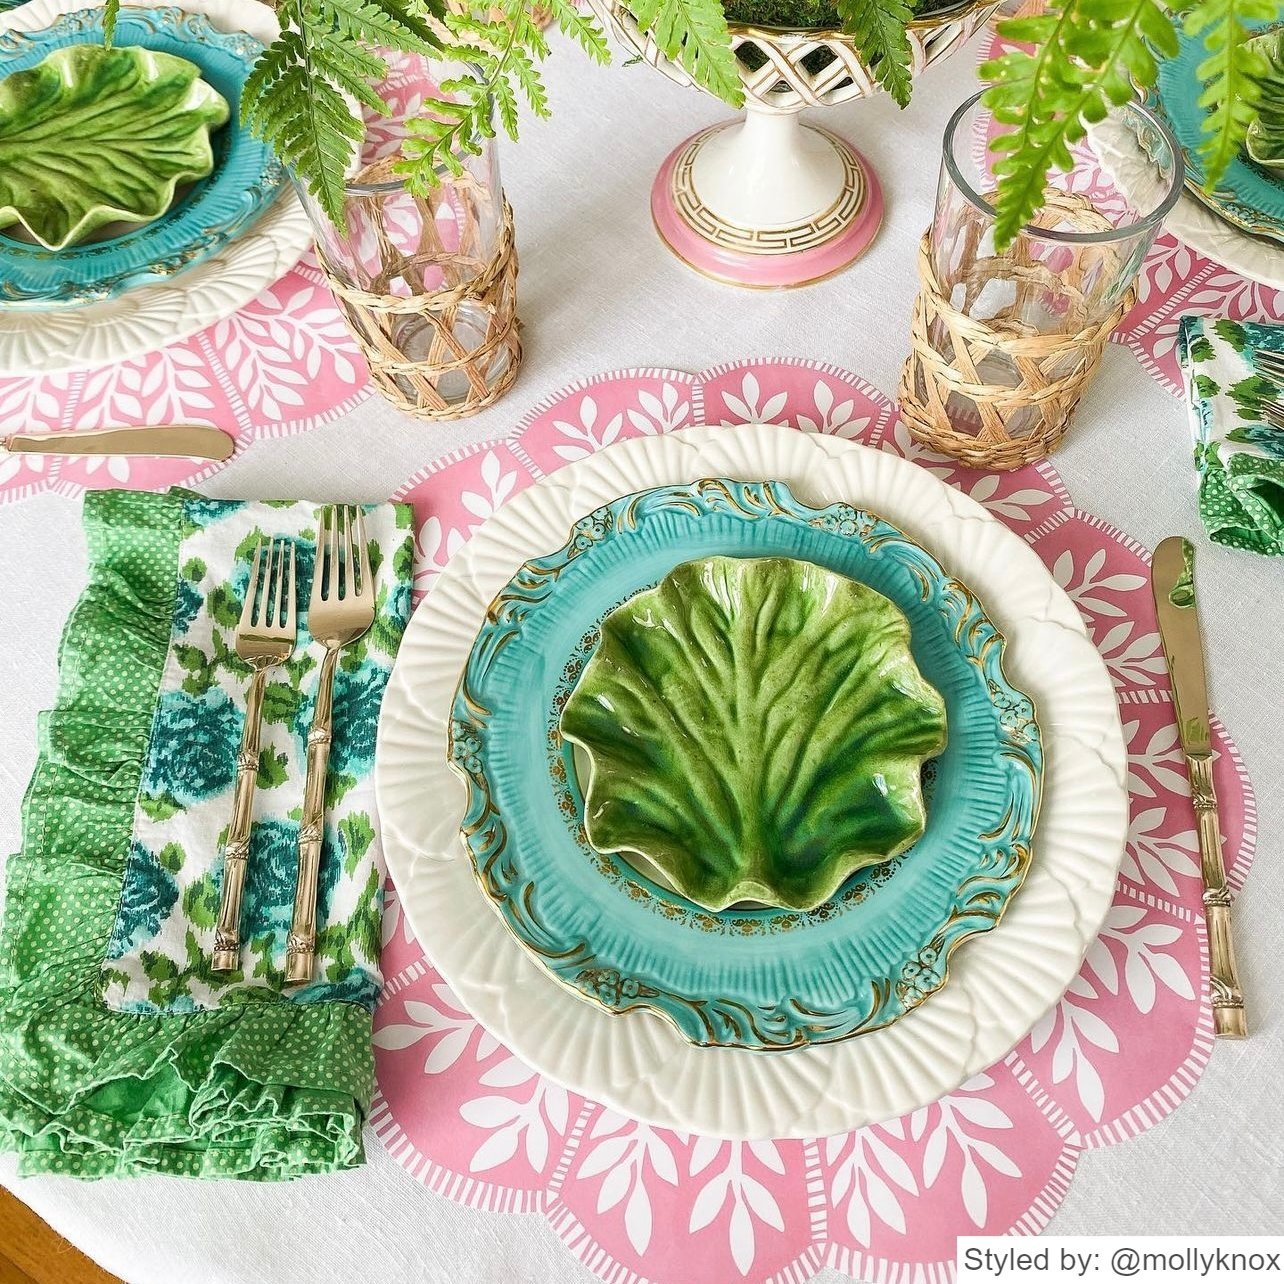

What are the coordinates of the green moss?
(722, 0, 953, 30)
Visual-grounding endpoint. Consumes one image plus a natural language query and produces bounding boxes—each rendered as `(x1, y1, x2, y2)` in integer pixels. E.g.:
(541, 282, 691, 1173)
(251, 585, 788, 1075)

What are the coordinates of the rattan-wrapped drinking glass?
(293, 62, 521, 421)
(899, 90, 1181, 469)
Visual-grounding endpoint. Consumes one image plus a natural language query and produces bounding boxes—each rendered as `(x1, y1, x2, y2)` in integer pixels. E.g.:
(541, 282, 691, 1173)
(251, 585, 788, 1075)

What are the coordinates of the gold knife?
(1151, 536, 1246, 1039)
(3, 424, 234, 461)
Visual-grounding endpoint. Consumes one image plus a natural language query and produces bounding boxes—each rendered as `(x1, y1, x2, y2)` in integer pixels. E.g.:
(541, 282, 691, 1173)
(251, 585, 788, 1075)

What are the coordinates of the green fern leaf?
(1185, 0, 1275, 190)
(981, 0, 1175, 250)
(628, 0, 744, 106)
(509, 43, 550, 117)
(545, 0, 611, 63)
(314, 0, 442, 51)
(836, 0, 914, 107)
(102, 0, 119, 46)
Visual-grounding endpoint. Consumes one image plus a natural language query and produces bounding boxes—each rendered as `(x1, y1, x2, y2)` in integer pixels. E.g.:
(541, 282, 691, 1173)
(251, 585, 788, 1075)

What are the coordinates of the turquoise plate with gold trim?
(448, 479, 1043, 1051)
(0, 7, 282, 305)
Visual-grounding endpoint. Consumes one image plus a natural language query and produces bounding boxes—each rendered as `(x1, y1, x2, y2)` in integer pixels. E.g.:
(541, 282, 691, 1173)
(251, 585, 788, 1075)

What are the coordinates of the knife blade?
(1151, 536, 1247, 1039)
(3, 424, 235, 461)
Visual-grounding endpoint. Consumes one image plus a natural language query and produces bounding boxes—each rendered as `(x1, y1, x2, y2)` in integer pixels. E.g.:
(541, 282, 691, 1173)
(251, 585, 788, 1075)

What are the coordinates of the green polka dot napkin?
(1177, 315, 1284, 556)
(0, 490, 414, 1179)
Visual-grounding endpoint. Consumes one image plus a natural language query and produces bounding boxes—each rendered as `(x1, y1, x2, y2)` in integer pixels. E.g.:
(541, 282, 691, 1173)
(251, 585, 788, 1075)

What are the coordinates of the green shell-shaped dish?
(0, 44, 229, 251)
(1247, 28, 1284, 170)
(559, 556, 949, 913)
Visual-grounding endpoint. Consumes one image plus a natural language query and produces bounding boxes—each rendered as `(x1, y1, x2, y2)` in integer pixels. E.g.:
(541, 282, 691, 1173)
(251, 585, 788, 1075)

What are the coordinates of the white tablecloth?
(1, 31, 1281, 1284)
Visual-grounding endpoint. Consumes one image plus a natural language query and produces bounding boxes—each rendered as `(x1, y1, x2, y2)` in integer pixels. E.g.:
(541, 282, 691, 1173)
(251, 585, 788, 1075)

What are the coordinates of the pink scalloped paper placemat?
(0, 250, 371, 503)
(372, 360, 1257, 1284)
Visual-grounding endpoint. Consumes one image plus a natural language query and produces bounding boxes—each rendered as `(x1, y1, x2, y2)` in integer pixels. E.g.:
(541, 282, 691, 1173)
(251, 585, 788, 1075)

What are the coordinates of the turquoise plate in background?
(0, 7, 282, 306)
(1154, 16, 1284, 245)
(448, 479, 1044, 1051)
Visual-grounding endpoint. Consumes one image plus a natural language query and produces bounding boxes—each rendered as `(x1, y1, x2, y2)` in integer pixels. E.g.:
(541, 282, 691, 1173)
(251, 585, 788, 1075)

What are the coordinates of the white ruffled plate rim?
(375, 424, 1129, 1139)
(1089, 115, 1284, 291)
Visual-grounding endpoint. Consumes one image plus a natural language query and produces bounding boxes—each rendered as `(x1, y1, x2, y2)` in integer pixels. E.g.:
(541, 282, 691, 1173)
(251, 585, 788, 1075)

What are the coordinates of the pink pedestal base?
(650, 125, 884, 289)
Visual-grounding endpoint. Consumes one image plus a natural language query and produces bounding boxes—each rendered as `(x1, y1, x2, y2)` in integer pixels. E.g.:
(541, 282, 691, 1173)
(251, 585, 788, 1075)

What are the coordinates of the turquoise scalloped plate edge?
(0, 7, 282, 306)
(447, 479, 1044, 1052)
(1153, 15, 1284, 245)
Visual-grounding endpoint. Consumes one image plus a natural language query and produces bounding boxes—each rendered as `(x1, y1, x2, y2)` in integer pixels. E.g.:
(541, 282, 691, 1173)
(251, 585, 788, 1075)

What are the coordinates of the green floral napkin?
(1177, 315, 1284, 556)
(0, 489, 414, 1179)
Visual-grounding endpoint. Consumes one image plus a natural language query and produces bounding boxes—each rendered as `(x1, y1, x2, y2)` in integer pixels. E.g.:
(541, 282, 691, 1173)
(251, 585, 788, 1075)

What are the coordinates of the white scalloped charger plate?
(0, 0, 311, 373)
(1091, 115, 1284, 291)
(376, 425, 1129, 1138)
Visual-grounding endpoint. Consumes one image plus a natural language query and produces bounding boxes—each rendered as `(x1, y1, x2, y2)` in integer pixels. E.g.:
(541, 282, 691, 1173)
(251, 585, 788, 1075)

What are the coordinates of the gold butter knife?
(1151, 536, 1247, 1039)
(3, 424, 234, 461)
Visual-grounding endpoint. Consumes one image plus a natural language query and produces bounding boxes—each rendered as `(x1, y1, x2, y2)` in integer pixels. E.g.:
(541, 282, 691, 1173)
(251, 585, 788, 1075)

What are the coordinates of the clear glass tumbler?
(292, 56, 520, 420)
(902, 88, 1182, 461)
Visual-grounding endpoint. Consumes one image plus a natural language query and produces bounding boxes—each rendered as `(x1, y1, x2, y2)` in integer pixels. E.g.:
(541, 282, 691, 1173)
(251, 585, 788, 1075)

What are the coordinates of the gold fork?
(285, 506, 376, 984)
(213, 538, 298, 972)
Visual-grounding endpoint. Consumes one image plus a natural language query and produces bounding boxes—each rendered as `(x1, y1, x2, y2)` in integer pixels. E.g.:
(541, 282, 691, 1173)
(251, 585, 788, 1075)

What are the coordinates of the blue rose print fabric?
(100, 493, 414, 1014)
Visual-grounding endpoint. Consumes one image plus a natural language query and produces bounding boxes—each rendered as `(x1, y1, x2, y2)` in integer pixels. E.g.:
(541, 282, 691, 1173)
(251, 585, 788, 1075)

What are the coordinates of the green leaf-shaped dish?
(1247, 28, 1284, 170)
(560, 556, 948, 913)
(0, 43, 229, 250)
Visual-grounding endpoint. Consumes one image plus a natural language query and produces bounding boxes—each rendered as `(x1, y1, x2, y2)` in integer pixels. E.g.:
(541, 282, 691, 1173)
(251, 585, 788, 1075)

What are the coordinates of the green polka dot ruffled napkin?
(0, 489, 414, 1179)
(1177, 315, 1284, 556)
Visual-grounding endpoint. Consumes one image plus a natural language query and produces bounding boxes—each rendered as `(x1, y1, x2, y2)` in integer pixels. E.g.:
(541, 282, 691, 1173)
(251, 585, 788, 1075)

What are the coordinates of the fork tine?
(283, 541, 297, 630)
(340, 506, 355, 601)
(325, 505, 340, 602)
(241, 540, 265, 629)
(262, 539, 279, 628)
(355, 507, 372, 599)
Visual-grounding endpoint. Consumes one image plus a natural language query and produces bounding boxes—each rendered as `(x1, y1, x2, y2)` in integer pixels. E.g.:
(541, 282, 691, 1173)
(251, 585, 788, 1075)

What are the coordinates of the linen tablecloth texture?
(1177, 315, 1284, 555)
(0, 489, 414, 1179)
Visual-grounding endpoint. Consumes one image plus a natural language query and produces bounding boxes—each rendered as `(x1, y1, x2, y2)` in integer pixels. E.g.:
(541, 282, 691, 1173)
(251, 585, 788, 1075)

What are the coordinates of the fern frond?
(981, 0, 1176, 249)
(351, 0, 444, 47)
(836, 0, 914, 107)
(244, 0, 608, 224)
(314, 0, 443, 51)
(544, 0, 611, 63)
(628, 0, 744, 106)
(1185, 0, 1275, 190)
(102, 0, 119, 46)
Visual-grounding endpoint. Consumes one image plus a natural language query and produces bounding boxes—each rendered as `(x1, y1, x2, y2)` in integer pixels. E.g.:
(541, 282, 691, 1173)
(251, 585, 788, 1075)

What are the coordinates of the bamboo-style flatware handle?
(1190, 754, 1247, 1038)
(213, 669, 268, 971)
(286, 647, 340, 984)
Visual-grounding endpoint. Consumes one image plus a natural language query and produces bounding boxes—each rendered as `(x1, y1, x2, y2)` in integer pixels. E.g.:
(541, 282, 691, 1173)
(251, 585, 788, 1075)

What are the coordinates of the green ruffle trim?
(0, 490, 372, 1179)
(1199, 445, 1284, 557)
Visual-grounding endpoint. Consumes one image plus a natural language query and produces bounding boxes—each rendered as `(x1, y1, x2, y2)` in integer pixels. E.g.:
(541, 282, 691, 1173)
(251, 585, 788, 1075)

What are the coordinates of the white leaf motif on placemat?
(373, 983, 499, 1074)
(1124, 720, 1194, 800)
(796, 380, 864, 437)
(575, 1111, 679, 1254)
(1028, 975, 1118, 1121)
(910, 1075, 1021, 1228)
(626, 383, 689, 436)
(553, 395, 623, 461)
(460, 451, 518, 521)
(687, 1139, 785, 1276)
(826, 1119, 918, 1245)
(718, 374, 788, 427)
(458, 1058, 569, 1173)
(1091, 621, 1167, 687)
(1052, 548, 1147, 619)
(1121, 807, 1199, 897)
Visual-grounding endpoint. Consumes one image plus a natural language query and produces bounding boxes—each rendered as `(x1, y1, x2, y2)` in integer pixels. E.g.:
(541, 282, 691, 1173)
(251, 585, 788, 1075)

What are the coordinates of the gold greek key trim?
(669, 126, 866, 255)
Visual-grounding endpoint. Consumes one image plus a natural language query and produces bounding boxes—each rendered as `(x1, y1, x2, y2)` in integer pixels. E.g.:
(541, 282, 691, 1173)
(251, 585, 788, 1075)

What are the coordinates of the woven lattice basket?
(583, 0, 997, 112)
